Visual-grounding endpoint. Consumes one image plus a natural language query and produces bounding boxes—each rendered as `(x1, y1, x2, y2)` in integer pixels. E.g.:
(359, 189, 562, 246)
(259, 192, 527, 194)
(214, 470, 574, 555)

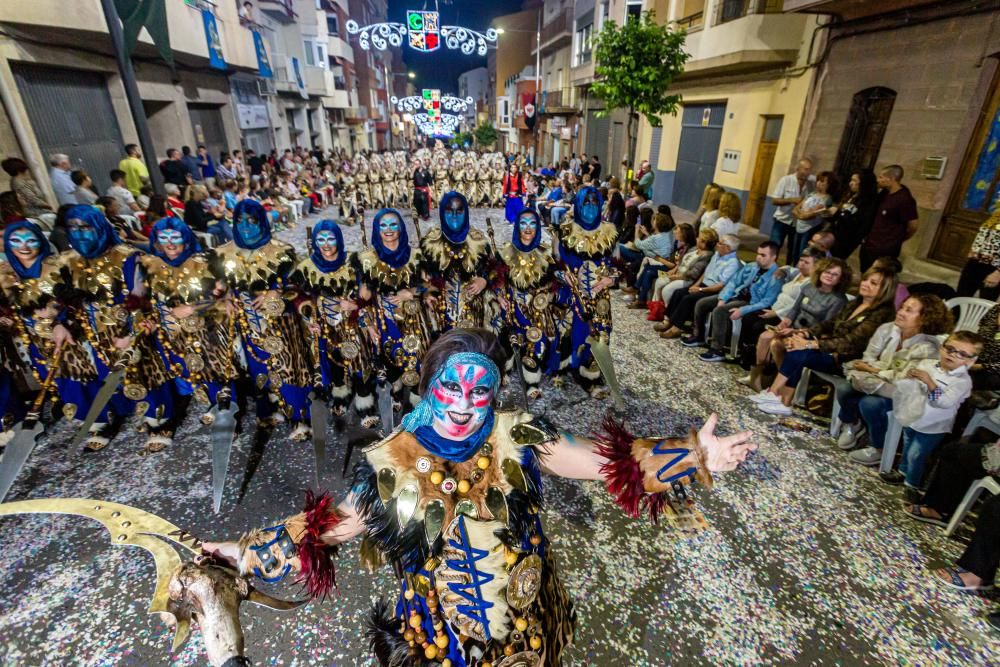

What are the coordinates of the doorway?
(833, 87, 896, 187)
(932, 68, 1000, 266)
(745, 116, 783, 228)
(674, 102, 727, 212)
(188, 104, 228, 162)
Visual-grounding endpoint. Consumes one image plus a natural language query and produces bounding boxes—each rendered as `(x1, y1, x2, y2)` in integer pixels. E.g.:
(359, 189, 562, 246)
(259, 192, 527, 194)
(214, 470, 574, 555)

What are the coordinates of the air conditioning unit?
(257, 77, 277, 96)
(921, 155, 947, 180)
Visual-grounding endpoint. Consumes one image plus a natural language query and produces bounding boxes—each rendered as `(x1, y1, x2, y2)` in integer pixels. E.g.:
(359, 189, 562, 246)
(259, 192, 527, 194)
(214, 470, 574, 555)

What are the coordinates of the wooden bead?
(408, 614, 423, 628)
(442, 660, 452, 667)
(476, 456, 491, 470)
(515, 617, 528, 632)
(505, 551, 519, 566)
(457, 479, 471, 495)
(404, 589, 415, 600)
(530, 636, 542, 650)
(434, 634, 449, 648)
(529, 534, 542, 546)
(423, 644, 438, 660)
(403, 629, 415, 641)
(430, 471, 444, 485)
(415, 632, 427, 644)
(504, 644, 515, 656)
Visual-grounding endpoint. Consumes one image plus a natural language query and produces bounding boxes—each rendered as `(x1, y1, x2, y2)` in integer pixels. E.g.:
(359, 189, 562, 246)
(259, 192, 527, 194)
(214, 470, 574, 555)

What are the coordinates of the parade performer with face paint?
(552, 186, 620, 399)
(356, 208, 431, 411)
(141, 217, 235, 420)
(354, 154, 371, 210)
(412, 158, 434, 221)
(337, 160, 359, 224)
(422, 192, 499, 334)
(464, 154, 480, 211)
(496, 209, 562, 399)
(57, 205, 177, 452)
(203, 328, 755, 667)
(370, 154, 386, 210)
(290, 220, 378, 427)
(215, 199, 313, 439)
(491, 153, 506, 208)
(0, 221, 102, 443)
(433, 155, 451, 206)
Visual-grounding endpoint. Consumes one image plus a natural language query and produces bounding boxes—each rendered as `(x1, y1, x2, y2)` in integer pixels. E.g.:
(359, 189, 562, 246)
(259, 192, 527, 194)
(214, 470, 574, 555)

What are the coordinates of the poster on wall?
(253, 30, 273, 78)
(201, 9, 227, 70)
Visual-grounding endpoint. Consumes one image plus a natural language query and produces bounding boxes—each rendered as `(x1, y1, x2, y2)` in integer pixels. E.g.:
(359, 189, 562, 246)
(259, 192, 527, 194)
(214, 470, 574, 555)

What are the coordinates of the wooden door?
(745, 116, 783, 228)
(932, 68, 1000, 267)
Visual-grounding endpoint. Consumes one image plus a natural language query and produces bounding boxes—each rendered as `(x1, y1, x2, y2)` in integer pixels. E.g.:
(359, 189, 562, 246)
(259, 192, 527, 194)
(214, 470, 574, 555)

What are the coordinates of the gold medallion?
(506, 554, 543, 610)
(62, 403, 79, 420)
(496, 652, 541, 667)
(340, 341, 361, 360)
(457, 319, 475, 330)
(186, 353, 205, 373)
(531, 292, 551, 311)
(596, 298, 611, 316)
(255, 373, 269, 389)
(402, 299, 422, 316)
(123, 383, 147, 401)
(525, 327, 543, 343)
(402, 370, 420, 386)
(260, 295, 285, 317)
(179, 315, 205, 333)
(402, 335, 421, 353)
(134, 400, 150, 416)
(261, 336, 284, 355)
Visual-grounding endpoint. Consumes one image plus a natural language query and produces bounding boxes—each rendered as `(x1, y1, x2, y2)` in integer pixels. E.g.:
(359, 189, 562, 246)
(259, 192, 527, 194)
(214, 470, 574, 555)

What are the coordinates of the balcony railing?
(539, 87, 577, 114)
(540, 8, 573, 47)
(674, 11, 704, 31)
(257, 0, 296, 23)
(714, 0, 783, 25)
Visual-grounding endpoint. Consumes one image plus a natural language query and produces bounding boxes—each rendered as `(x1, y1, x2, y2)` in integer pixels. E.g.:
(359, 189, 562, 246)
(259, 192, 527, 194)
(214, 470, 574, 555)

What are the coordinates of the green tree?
(590, 11, 689, 168)
(473, 121, 498, 148)
(453, 130, 474, 147)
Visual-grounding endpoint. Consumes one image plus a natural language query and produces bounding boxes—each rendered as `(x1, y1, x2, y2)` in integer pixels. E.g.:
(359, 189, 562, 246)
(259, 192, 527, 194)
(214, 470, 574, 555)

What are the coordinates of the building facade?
(458, 66, 489, 128)
(785, 0, 1000, 271)
(489, 6, 541, 156)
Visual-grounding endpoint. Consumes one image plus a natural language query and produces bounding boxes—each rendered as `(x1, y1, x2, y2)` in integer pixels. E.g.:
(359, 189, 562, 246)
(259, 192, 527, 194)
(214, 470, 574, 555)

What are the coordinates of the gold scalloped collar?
(140, 253, 213, 303)
(500, 243, 553, 290)
(215, 240, 295, 287)
(357, 247, 421, 290)
(65, 245, 139, 296)
(558, 220, 618, 257)
(0, 255, 64, 306)
(294, 256, 355, 293)
(421, 227, 489, 274)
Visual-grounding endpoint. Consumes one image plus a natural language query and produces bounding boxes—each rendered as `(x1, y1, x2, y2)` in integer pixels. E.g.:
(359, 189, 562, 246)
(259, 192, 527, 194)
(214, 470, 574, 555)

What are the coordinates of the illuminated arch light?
(346, 13, 497, 56)
(391, 94, 474, 114)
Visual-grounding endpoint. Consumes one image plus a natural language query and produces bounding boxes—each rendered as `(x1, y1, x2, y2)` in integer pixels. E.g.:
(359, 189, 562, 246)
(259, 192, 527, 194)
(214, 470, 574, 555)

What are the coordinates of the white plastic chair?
(729, 319, 742, 358)
(879, 411, 904, 474)
(962, 408, 1000, 439)
(944, 476, 1000, 537)
(946, 296, 995, 332)
(791, 368, 846, 437)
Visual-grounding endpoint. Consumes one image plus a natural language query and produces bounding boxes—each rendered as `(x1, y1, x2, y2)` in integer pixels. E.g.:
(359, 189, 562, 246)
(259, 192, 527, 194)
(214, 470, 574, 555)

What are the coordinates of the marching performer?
(216, 199, 313, 438)
(412, 158, 434, 221)
(496, 209, 562, 399)
(370, 154, 386, 209)
(140, 217, 235, 422)
(394, 152, 408, 210)
(433, 154, 451, 205)
(552, 186, 621, 401)
(291, 220, 378, 427)
(355, 207, 431, 411)
(337, 160, 359, 224)
(354, 154, 371, 210)
(58, 205, 177, 452)
(421, 191, 498, 333)
(203, 328, 756, 667)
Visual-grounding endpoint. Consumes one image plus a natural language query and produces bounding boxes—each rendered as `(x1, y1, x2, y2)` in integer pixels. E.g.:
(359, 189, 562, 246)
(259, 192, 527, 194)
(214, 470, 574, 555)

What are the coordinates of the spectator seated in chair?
(659, 234, 742, 341)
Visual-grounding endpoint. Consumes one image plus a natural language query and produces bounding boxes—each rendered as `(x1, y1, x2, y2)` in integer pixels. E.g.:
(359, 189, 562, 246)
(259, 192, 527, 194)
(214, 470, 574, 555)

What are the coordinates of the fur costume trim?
(288, 490, 343, 599)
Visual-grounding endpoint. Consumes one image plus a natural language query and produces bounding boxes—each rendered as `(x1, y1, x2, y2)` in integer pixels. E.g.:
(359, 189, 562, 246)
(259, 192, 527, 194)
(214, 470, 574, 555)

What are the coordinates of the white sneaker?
(849, 446, 882, 466)
(748, 390, 782, 404)
(836, 423, 866, 450)
(737, 374, 752, 386)
(758, 402, 793, 416)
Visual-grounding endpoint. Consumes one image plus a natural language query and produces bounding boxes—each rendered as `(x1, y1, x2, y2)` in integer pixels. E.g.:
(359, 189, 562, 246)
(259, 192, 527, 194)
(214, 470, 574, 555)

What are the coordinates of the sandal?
(140, 434, 172, 455)
(360, 415, 380, 429)
(289, 423, 312, 442)
(935, 566, 994, 592)
(84, 436, 110, 452)
(904, 504, 947, 527)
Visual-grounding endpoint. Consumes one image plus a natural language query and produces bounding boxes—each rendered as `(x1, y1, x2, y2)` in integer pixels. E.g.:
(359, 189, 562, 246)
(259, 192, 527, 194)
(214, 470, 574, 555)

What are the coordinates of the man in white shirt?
(48, 153, 77, 206)
(106, 168, 142, 213)
(769, 158, 814, 262)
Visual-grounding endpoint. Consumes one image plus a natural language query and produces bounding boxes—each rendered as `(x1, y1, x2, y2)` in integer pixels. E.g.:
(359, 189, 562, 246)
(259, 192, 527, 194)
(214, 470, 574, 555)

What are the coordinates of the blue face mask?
(236, 213, 264, 246)
(444, 205, 465, 233)
(156, 230, 184, 246)
(581, 200, 600, 225)
(8, 231, 40, 250)
(314, 231, 338, 248)
(68, 223, 100, 256)
(379, 215, 401, 236)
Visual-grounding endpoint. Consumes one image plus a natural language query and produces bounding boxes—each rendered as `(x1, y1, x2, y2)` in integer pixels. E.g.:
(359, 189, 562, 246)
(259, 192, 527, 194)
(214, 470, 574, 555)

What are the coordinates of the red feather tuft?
(296, 490, 342, 600)
(594, 415, 670, 523)
(123, 293, 150, 313)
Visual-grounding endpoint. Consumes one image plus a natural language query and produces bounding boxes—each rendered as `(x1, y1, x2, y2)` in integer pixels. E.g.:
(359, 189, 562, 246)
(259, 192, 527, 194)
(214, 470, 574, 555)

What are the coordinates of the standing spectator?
(710, 192, 742, 238)
(160, 148, 190, 188)
(216, 155, 238, 181)
(829, 169, 878, 260)
(569, 153, 580, 176)
(579, 153, 591, 179)
(605, 177, 626, 233)
(181, 146, 203, 182)
(2, 157, 53, 219)
(860, 164, 919, 271)
(769, 158, 814, 262)
(106, 169, 142, 213)
(70, 170, 98, 205)
(957, 207, 1000, 301)
(247, 150, 265, 181)
(118, 143, 149, 197)
(48, 153, 76, 206)
(637, 160, 655, 198)
(791, 171, 837, 263)
(699, 241, 783, 362)
(197, 145, 216, 185)
(589, 155, 602, 183)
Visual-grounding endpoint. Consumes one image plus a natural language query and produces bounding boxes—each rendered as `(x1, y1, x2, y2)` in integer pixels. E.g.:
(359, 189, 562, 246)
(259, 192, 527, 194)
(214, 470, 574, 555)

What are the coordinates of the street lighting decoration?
(346, 10, 498, 57)
(390, 94, 474, 114)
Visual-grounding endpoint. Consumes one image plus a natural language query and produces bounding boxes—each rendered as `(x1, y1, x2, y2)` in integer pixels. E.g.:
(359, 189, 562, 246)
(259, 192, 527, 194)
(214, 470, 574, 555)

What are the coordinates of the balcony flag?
(291, 56, 308, 100)
(523, 93, 536, 130)
(114, 0, 174, 71)
(201, 8, 227, 70)
(253, 30, 273, 78)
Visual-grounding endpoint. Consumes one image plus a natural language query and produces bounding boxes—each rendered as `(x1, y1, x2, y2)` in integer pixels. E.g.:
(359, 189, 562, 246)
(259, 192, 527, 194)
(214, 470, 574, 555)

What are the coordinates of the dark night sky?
(387, 0, 522, 92)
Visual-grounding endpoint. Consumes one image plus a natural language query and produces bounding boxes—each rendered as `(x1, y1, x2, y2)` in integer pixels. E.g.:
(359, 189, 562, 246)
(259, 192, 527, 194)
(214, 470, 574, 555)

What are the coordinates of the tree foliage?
(473, 122, 498, 147)
(591, 12, 689, 127)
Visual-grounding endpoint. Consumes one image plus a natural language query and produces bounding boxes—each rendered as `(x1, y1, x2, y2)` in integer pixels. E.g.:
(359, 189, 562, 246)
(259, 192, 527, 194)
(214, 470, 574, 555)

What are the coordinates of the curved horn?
(0, 498, 202, 650)
(246, 587, 308, 611)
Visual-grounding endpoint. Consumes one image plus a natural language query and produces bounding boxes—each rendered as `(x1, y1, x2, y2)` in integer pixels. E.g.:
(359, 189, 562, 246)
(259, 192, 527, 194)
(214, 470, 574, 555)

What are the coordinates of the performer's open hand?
(698, 413, 755, 472)
(52, 323, 74, 352)
(464, 277, 487, 297)
(592, 276, 614, 295)
(201, 541, 240, 569)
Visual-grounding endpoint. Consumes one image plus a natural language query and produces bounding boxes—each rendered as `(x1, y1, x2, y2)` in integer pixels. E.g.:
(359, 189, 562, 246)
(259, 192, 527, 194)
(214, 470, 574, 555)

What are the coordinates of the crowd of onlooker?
(1, 144, 341, 252)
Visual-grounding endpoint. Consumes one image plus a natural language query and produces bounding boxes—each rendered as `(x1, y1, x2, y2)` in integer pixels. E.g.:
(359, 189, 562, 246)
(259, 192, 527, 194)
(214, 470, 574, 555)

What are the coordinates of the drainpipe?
(0, 62, 54, 206)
